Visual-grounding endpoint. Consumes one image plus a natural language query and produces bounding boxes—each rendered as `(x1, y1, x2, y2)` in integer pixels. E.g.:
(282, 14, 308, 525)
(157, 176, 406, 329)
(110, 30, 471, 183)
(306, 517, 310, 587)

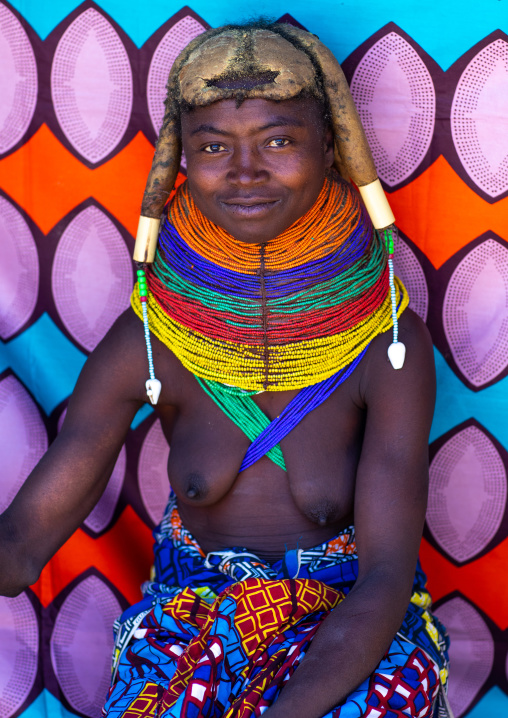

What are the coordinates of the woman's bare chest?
(156, 376, 365, 545)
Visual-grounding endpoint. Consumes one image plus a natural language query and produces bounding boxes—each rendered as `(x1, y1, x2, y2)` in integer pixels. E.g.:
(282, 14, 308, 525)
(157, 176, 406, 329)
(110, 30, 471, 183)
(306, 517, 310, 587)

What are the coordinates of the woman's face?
(181, 96, 334, 244)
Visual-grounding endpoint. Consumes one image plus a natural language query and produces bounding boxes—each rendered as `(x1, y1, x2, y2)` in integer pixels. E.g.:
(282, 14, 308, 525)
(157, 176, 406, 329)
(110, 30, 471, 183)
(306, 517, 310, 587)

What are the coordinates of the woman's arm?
(265, 309, 436, 718)
(0, 310, 149, 596)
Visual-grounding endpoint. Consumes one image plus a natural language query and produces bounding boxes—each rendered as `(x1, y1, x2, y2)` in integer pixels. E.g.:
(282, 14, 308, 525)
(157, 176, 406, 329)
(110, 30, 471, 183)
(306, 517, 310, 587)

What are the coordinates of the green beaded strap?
(196, 377, 286, 471)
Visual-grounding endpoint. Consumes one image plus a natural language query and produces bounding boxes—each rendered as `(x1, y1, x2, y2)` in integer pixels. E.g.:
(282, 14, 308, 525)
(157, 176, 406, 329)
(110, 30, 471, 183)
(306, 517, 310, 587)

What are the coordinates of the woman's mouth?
(220, 199, 280, 217)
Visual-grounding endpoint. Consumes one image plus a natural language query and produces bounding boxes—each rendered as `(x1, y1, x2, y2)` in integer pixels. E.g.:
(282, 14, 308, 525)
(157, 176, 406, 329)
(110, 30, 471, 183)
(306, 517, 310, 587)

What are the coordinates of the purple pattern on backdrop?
(0, 593, 39, 717)
(85, 445, 126, 533)
(138, 419, 170, 525)
(50, 574, 121, 718)
(434, 597, 494, 717)
(350, 31, 435, 187)
(451, 39, 508, 198)
(147, 14, 206, 137)
(0, 375, 48, 515)
(427, 425, 507, 563)
(393, 236, 428, 321)
(0, 196, 39, 339)
(443, 238, 508, 388)
(0, 4, 37, 154)
(51, 205, 132, 351)
(51, 8, 133, 164)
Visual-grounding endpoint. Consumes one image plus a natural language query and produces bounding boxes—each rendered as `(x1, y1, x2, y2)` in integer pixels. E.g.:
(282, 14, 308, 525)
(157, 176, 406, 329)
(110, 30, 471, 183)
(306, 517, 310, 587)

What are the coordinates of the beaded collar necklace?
(131, 174, 408, 397)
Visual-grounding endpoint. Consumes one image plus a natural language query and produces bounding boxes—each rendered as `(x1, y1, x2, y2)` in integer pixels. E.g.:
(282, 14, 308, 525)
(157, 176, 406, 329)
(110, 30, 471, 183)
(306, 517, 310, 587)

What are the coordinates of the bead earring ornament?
(378, 226, 406, 370)
(137, 266, 162, 404)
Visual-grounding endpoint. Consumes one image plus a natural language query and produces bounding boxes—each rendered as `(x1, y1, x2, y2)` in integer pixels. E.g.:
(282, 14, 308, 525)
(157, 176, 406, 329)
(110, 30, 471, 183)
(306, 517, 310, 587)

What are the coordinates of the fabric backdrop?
(1, 1, 508, 716)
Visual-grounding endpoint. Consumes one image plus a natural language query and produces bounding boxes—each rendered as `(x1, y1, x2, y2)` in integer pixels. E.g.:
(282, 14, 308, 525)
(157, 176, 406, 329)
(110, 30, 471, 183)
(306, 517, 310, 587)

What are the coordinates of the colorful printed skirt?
(103, 495, 451, 718)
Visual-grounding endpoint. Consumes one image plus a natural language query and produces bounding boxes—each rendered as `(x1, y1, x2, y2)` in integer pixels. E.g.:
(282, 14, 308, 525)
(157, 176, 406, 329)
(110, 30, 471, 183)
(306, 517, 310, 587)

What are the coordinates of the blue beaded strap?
(239, 348, 367, 473)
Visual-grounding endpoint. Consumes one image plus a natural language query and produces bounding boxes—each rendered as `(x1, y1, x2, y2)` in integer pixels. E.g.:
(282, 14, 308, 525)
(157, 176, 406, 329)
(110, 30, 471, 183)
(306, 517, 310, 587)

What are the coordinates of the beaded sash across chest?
(131, 174, 408, 394)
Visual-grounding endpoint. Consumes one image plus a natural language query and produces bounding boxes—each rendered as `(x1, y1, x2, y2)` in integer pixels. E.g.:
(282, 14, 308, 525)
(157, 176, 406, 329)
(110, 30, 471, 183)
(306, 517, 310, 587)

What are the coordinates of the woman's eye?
(267, 138, 289, 147)
(203, 143, 226, 153)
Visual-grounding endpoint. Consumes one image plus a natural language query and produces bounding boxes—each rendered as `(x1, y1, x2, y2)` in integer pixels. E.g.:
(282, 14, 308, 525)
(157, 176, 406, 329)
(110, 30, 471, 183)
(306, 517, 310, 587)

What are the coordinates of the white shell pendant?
(388, 341, 406, 370)
(146, 378, 162, 405)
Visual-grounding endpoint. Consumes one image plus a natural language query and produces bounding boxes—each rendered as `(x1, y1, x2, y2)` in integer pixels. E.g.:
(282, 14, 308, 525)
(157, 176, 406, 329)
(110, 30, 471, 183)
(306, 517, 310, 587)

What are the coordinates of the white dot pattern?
(434, 597, 494, 717)
(427, 425, 507, 563)
(451, 39, 508, 198)
(147, 15, 206, 136)
(51, 205, 132, 351)
(0, 593, 39, 718)
(51, 8, 132, 163)
(0, 375, 47, 515)
(351, 32, 435, 186)
(0, 4, 37, 154)
(50, 575, 121, 718)
(443, 238, 508, 387)
(0, 196, 39, 339)
(393, 236, 428, 322)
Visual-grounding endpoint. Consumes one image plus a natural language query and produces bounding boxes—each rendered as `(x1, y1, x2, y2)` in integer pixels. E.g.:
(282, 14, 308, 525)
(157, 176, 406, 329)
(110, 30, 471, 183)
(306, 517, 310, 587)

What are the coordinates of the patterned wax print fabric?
(102, 495, 450, 718)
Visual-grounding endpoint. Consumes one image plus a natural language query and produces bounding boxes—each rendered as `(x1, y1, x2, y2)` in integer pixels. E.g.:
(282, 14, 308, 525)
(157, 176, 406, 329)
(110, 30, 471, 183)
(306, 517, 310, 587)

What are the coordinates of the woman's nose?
(226, 146, 268, 186)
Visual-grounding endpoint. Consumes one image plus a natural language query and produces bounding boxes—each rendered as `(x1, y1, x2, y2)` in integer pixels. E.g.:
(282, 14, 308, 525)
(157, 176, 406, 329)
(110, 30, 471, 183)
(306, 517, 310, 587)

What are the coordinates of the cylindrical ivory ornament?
(133, 216, 160, 263)
(358, 179, 395, 230)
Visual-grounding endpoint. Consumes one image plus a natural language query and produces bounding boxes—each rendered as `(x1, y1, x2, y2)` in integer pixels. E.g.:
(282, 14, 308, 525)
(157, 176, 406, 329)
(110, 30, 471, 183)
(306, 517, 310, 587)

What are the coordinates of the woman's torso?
(154, 344, 367, 563)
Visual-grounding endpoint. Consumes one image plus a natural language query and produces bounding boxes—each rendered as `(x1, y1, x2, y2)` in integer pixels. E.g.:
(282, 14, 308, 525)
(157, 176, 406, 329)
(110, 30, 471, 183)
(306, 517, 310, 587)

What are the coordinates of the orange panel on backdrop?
(30, 506, 154, 607)
(388, 156, 508, 268)
(0, 125, 155, 236)
(420, 537, 508, 630)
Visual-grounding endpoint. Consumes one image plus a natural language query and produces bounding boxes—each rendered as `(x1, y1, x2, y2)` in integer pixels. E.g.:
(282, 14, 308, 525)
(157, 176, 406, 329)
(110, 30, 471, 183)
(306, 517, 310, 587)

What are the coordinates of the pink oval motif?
(0, 4, 37, 154)
(393, 236, 428, 321)
(443, 238, 508, 387)
(451, 39, 508, 198)
(51, 8, 132, 163)
(0, 593, 39, 717)
(50, 574, 121, 717)
(138, 419, 170, 525)
(52, 206, 132, 351)
(427, 425, 506, 563)
(84, 446, 125, 533)
(0, 196, 39, 339)
(147, 14, 206, 137)
(434, 597, 494, 716)
(0, 375, 47, 515)
(350, 32, 435, 186)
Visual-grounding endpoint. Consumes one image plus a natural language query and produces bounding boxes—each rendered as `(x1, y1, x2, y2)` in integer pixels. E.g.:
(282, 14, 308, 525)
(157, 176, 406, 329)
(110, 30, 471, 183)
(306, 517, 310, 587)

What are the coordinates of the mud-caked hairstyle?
(134, 20, 394, 262)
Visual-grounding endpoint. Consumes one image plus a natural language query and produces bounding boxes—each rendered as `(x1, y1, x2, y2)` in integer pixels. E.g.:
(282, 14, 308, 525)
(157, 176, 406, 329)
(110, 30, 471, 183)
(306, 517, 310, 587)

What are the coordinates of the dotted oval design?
(443, 238, 508, 387)
(434, 597, 494, 716)
(0, 375, 47, 515)
(351, 32, 435, 186)
(0, 196, 39, 339)
(138, 419, 170, 525)
(51, 8, 132, 163)
(451, 39, 508, 198)
(0, 4, 37, 154)
(427, 424, 507, 563)
(50, 574, 121, 717)
(393, 236, 428, 321)
(52, 205, 132, 352)
(0, 593, 39, 718)
(147, 14, 206, 137)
